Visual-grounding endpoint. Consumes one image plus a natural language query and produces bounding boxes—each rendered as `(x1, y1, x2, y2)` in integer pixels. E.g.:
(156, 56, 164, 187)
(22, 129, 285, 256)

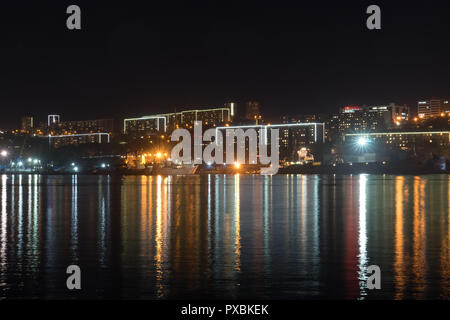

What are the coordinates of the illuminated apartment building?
(21, 116, 34, 133)
(344, 131, 450, 155)
(333, 103, 409, 136)
(417, 99, 449, 118)
(217, 123, 325, 163)
(124, 105, 234, 134)
(54, 118, 114, 134)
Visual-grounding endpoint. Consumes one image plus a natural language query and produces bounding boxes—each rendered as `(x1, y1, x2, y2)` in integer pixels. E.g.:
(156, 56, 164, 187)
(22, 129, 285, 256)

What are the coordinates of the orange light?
(156, 152, 162, 158)
(234, 162, 240, 169)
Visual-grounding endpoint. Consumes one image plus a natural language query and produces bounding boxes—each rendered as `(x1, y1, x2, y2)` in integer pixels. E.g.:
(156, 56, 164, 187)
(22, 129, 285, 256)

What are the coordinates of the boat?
(152, 163, 198, 175)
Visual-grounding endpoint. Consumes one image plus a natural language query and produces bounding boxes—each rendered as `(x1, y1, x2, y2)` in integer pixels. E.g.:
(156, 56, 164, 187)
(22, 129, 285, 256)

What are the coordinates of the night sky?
(1, 0, 450, 128)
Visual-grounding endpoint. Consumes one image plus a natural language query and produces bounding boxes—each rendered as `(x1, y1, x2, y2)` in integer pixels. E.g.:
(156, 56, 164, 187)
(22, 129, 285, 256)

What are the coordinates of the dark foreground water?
(0, 174, 449, 300)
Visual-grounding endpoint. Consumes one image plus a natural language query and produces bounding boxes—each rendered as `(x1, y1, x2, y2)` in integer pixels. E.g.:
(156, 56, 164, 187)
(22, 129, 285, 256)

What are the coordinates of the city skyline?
(0, 1, 449, 305)
(1, 1, 450, 126)
(6, 97, 448, 131)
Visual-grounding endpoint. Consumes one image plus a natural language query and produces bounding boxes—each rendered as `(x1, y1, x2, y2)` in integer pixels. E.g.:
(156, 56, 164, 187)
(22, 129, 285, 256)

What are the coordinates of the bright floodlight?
(0, 150, 8, 157)
(357, 137, 369, 147)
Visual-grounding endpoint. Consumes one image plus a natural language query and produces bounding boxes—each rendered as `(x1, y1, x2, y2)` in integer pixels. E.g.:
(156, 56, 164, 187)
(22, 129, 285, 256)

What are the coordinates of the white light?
(357, 137, 369, 146)
(0, 150, 8, 157)
(18, 161, 23, 167)
(101, 163, 106, 168)
(74, 166, 79, 172)
(28, 158, 32, 162)
(71, 163, 75, 166)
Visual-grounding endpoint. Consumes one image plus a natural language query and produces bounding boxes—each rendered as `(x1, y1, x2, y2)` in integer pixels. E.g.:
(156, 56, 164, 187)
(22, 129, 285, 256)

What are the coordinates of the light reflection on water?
(0, 174, 449, 299)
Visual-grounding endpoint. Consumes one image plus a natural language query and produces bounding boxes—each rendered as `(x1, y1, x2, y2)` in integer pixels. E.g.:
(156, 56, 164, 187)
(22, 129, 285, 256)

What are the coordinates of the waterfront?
(0, 174, 449, 299)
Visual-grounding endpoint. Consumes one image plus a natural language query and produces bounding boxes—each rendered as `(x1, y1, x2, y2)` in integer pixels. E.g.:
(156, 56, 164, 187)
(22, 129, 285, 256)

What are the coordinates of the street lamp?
(357, 137, 369, 147)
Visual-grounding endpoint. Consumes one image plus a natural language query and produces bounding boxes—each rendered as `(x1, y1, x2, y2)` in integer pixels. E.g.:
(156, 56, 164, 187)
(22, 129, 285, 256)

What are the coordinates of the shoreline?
(1, 170, 448, 176)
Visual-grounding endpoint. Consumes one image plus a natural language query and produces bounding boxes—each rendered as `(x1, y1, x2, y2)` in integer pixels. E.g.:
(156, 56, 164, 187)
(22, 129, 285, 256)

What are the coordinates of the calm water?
(0, 174, 449, 300)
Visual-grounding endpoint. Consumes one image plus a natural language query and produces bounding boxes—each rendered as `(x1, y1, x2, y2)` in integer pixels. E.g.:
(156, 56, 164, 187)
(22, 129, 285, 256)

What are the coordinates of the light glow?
(357, 137, 369, 147)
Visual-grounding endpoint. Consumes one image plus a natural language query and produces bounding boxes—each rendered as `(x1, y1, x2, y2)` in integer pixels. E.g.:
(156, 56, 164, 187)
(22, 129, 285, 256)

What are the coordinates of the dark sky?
(1, 0, 450, 128)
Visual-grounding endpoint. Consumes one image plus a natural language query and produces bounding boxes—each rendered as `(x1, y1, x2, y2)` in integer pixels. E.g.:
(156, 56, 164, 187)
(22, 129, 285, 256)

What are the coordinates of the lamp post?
(0, 150, 8, 172)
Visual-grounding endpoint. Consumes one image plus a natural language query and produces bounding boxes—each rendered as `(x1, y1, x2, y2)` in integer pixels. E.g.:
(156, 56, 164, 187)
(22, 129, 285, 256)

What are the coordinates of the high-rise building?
(124, 105, 233, 134)
(42, 115, 114, 136)
(417, 99, 449, 118)
(244, 101, 261, 121)
(21, 116, 34, 132)
(331, 103, 409, 139)
(48, 115, 60, 126)
(367, 103, 409, 127)
(216, 122, 325, 163)
(336, 106, 385, 135)
(224, 102, 237, 119)
(55, 118, 114, 134)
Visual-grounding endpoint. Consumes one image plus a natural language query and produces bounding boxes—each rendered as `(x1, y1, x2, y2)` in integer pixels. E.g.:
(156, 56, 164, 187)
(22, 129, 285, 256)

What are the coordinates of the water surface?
(0, 174, 449, 299)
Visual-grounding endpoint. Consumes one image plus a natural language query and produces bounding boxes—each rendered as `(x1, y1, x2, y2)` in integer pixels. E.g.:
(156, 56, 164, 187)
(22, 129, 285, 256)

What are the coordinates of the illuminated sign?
(342, 106, 362, 113)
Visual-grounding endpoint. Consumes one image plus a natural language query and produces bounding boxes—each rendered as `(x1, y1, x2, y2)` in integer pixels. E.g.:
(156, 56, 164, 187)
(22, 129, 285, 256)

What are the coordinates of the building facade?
(217, 123, 325, 163)
(124, 105, 233, 135)
(327, 103, 409, 139)
(244, 101, 261, 121)
(21, 117, 34, 133)
(418, 99, 450, 119)
(51, 118, 114, 135)
(344, 131, 450, 159)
